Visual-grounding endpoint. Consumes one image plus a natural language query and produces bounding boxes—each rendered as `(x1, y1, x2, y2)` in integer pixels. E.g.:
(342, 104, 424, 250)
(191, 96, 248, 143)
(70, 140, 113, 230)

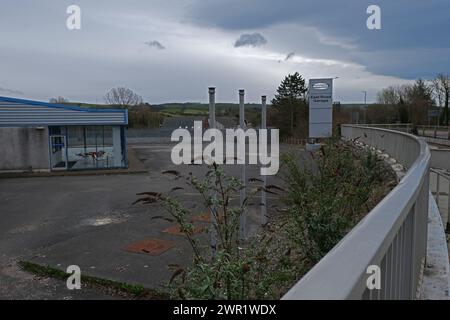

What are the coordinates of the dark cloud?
(144, 40, 166, 50)
(189, 0, 450, 79)
(234, 33, 267, 47)
(189, 0, 449, 50)
(0, 0, 447, 103)
(285, 52, 295, 61)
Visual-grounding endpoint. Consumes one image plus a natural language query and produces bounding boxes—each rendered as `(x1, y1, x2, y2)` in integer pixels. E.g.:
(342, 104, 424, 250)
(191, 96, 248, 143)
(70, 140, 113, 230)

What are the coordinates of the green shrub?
(134, 140, 395, 299)
(282, 139, 393, 265)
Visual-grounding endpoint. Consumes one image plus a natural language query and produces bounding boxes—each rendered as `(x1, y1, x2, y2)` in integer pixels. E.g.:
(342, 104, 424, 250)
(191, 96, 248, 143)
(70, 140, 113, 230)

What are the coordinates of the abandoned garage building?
(0, 96, 128, 172)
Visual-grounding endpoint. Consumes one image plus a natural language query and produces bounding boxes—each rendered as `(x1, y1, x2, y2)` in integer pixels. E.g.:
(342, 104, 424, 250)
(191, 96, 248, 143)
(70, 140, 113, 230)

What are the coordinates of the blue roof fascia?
(0, 96, 127, 115)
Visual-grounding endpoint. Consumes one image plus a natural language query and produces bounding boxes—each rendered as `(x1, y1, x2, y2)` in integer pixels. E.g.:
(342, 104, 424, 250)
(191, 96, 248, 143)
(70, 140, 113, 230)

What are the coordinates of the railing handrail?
(430, 168, 450, 180)
(282, 125, 431, 300)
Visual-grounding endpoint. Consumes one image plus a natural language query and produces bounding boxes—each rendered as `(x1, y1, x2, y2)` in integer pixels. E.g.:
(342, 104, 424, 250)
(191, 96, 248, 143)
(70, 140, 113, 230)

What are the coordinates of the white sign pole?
(239, 89, 246, 240)
(260, 95, 267, 225)
(208, 87, 217, 253)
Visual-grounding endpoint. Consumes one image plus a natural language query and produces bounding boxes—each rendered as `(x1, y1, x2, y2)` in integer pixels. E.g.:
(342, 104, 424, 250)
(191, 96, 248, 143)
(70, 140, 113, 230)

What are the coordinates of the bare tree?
(49, 96, 69, 103)
(375, 82, 435, 125)
(433, 74, 449, 127)
(376, 86, 400, 105)
(432, 78, 444, 108)
(104, 87, 143, 108)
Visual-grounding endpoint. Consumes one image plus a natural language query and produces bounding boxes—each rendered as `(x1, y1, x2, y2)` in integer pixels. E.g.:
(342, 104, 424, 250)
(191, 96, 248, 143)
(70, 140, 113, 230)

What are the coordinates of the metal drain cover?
(123, 238, 175, 256)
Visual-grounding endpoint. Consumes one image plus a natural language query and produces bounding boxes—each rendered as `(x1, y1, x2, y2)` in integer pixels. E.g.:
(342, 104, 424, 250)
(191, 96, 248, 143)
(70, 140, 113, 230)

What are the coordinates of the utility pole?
(362, 91, 367, 124)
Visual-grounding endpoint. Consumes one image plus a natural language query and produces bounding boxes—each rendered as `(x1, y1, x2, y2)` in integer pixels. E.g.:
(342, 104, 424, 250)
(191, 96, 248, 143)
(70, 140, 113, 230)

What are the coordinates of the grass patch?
(18, 261, 169, 299)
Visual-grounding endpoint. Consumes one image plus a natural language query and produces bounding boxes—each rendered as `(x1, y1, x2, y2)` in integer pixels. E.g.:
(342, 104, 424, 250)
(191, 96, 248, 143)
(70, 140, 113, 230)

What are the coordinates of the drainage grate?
(190, 213, 212, 223)
(123, 238, 175, 256)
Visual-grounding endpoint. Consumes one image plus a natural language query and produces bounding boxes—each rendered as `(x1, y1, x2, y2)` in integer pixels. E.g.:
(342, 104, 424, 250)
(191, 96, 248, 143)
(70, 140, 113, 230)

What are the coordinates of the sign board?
(428, 109, 440, 117)
(309, 78, 333, 138)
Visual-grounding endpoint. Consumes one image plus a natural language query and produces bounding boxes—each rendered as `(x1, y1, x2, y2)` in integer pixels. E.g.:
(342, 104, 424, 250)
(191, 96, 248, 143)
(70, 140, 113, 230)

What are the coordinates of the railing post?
(436, 172, 440, 205)
(447, 180, 450, 232)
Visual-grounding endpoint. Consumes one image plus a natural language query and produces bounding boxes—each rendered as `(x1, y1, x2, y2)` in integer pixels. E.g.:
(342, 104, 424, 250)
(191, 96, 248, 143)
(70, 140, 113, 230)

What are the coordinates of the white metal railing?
(364, 123, 412, 132)
(416, 125, 450, 140)
(430, 168, 450, 232)
(282, 125, 431, 300)
(364, 123, 450, 140)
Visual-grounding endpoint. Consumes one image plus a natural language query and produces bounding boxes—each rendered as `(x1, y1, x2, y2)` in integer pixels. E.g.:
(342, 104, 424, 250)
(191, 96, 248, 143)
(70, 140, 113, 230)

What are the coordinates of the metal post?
(209, 87, 216, 129)
(447, 179, 450, 232)
(261, 95, 267, 226)
(436, 172, 440, 205)
(208, 87, 217, 253)
(239, 89, 246, 240)
(362, 91, 367, 124)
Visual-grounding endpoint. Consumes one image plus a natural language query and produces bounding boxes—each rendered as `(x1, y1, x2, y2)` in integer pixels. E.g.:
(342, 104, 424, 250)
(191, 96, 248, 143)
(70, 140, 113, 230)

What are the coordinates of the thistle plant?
(134, 163, 262, 299)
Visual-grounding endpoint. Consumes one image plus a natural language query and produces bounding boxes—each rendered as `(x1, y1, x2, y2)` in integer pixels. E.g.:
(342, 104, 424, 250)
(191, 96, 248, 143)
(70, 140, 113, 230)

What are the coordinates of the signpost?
(309, 78, 333, 138)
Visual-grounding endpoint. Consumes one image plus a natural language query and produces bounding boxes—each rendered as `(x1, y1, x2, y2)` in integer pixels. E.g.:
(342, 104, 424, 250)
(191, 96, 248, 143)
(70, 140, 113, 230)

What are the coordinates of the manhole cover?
(123, 238, 175, 256)
(163, 224, 205, 235)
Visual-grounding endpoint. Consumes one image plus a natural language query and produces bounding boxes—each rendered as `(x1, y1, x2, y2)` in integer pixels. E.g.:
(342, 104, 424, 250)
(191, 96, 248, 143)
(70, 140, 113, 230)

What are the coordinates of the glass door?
(50, 135, 68, 170)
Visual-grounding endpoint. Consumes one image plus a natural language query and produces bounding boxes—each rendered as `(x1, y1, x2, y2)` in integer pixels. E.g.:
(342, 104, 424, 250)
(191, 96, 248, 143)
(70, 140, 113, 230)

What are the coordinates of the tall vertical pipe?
(208, 87, 217, 253)
(239, 89, 246, 240)
(261, 95, 267, 225)
(209, 87, 216, 129)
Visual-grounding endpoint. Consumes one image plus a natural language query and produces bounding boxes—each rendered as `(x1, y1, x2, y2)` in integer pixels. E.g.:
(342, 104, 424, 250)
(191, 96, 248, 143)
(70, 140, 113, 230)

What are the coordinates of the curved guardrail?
(282, 125, 431, 300)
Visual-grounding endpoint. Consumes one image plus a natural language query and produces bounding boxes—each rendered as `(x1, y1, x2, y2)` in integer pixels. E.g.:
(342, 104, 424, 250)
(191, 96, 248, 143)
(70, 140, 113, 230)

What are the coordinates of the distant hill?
(58, 101, 263, 110)
(60, 101, 367, 112)
(339, 104, 369, 109)
(145, 102, 264, 117)
(57, 102, 118, 109)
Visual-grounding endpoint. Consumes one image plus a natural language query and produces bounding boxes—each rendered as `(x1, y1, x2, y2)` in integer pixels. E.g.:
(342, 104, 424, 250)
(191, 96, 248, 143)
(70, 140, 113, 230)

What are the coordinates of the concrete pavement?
(0, 142, 299, 299)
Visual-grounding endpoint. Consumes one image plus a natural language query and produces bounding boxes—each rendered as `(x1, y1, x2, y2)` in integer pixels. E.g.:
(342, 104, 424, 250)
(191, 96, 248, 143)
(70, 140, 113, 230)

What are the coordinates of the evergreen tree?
(271, 72, 308, 137)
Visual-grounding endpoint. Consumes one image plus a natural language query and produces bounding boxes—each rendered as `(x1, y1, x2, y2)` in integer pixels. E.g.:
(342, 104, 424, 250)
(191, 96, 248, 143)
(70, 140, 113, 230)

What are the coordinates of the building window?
(49, 125, 125, 170)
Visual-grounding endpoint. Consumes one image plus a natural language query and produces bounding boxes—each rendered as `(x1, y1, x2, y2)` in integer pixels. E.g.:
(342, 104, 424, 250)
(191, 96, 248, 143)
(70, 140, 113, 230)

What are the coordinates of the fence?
(283, 125, 431, 299)
(415, 125, 450, 140)
(430, 168, 450, 232)
(364, 123, 450, 141)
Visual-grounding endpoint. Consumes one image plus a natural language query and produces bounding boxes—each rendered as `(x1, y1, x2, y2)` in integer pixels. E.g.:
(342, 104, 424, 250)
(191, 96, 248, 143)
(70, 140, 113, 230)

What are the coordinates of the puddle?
(79, 211, 130, 227)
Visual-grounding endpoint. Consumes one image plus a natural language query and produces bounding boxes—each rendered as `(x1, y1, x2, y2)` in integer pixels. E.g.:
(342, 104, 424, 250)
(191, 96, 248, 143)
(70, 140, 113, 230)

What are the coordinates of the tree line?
(375, 74, 449, 126)
(50, 87, 163, 129)
(49, 72, 449, 135)
(268, 72, 450, 139)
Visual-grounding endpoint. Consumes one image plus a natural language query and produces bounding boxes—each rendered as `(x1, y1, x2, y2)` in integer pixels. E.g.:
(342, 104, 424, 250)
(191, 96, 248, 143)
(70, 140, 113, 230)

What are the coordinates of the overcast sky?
(0, 0, 449, 104)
